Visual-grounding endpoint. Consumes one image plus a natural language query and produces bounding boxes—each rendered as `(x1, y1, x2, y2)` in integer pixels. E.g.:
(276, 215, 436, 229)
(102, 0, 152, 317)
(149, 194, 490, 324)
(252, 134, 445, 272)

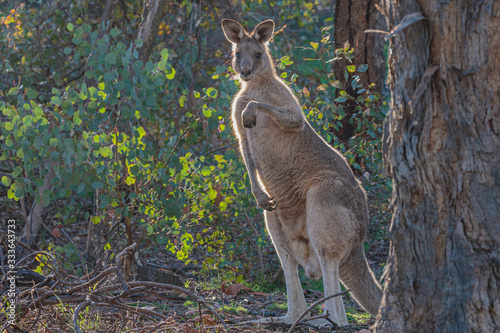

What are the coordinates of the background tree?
(374, 0, 500, 331)
(332, 0, 386, 142)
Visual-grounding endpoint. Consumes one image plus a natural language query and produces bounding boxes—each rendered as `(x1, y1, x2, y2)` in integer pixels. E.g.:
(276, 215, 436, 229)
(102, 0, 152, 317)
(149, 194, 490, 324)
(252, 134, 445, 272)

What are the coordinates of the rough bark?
(374, 1, 500, 332)
(137, 0, 167, 63)
(334, 0, 386, 90)
(333, 0, 386, 142)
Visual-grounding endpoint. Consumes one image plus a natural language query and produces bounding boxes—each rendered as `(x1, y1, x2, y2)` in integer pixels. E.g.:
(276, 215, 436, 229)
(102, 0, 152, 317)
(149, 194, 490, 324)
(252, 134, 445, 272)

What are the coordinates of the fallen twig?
(3, 242, 232, 332)
(287, 289, 350, 333)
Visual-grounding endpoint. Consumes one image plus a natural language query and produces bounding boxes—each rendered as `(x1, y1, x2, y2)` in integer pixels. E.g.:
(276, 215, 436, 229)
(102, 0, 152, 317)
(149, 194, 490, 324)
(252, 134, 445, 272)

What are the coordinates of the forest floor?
(0, 187, 390, 333)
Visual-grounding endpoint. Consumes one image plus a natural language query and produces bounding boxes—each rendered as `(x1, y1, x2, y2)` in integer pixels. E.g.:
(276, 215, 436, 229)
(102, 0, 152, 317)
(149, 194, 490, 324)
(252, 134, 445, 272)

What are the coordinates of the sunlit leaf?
(201, 166, 211, 176)
(207, 87, 218, 98)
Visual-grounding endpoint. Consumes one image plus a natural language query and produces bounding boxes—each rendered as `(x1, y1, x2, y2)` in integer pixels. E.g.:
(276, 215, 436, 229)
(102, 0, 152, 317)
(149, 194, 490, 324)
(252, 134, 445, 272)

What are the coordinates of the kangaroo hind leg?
(306, 187, 355, 327)
(252, 211, 308, 325)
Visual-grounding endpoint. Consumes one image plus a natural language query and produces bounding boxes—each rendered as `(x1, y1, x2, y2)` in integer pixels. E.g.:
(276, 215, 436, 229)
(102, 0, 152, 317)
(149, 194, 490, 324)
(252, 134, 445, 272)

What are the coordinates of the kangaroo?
(221, 19, 383, 326)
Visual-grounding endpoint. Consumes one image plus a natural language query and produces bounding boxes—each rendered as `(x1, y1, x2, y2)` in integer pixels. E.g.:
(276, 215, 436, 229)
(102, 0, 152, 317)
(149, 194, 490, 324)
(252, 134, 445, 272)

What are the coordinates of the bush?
(0, 0, 389, 279)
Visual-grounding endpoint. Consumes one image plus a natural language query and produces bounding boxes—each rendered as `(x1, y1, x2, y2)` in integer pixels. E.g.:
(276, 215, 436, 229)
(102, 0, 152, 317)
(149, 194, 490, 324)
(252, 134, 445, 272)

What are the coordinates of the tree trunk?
(137, 0, 167, 62)
(22, 163, 55, 245)
(334, 0, 386, 90)
(333, 0, 386, 142)
(375, 1, 500, 332)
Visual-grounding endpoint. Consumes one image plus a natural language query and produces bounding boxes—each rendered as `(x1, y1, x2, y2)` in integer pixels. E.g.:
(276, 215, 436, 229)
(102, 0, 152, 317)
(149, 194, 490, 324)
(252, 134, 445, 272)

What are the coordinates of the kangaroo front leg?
(240, 139, 276, 211)
(242, 101, 304, 131)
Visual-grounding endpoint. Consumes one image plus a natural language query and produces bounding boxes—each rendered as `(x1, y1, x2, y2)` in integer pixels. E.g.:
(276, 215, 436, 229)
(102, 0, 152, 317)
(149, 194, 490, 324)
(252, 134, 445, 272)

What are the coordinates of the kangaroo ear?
(221, 19, 246, 44)
(252, 20, 274, 43)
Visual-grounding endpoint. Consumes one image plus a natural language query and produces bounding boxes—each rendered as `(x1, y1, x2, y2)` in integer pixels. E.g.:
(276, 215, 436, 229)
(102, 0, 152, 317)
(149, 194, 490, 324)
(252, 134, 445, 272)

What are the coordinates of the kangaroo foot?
(306, 317, 347, 328)
(249, 315, 297, 325)
(249, 315, 347, 328)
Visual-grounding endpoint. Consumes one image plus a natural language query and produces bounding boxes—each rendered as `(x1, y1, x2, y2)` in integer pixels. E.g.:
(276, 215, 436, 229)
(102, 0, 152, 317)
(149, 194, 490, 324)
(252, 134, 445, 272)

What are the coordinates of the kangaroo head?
(221, 19, 275, 82)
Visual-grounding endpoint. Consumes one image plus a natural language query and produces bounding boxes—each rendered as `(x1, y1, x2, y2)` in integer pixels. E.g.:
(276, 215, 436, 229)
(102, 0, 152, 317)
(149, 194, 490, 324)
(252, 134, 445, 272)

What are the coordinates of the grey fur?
(221, 19, 383, 327)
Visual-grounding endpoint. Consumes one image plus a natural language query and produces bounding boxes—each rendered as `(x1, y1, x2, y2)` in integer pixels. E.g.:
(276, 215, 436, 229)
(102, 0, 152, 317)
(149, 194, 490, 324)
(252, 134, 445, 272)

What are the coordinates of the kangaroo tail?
(340, 245, 383, 316)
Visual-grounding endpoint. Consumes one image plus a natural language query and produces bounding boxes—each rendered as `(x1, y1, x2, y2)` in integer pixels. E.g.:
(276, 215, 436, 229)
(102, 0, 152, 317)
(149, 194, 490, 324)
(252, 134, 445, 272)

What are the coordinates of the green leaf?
(105, 52, 117, 65)
(76, 182, 85, 193)
(202, 106, 212, 118)
(135, 38, 143, 48)
(280, 56, 294, 65)
(51, 96, 62, 106)
(335, 96, 347, 103)
(91, 216, 101, 224)
(100, 147, 113, 158)
(133, 60, 143, 73)
(92, 181, 103, 189)
(201, 166, 211, 177)
(347, 65, 356, 73)
(110, 28, 121, 37)
(64, 47, 72, 55)
(358, 64, 368, 73)
(49, 138, 59, 147)
(13, 166, 22, 177)
(4, 122, 13, 131)
(160, 48, 169, 60)
(34, 107, 44, 118)
(166, 68, 176, 80)
(136, 126, 146, 138)
(1, 176, 11, 187)
(179, 95, 187, 107)
(157, 234, 167, 245)
(8, 87, 19, 96)
(208, 189, 217, 200)
(73, 112, 82, 125)
(129, 164, 139, 176)
(207, 87, 218, 98)
(67, 23, 74, 31)
(27, 89, 39, 99)
(310, 42, 319, 50)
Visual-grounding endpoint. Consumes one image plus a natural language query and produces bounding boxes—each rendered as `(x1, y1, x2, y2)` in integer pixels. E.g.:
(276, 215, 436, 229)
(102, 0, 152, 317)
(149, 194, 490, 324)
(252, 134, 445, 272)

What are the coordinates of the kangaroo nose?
(241, 69, 252, 77)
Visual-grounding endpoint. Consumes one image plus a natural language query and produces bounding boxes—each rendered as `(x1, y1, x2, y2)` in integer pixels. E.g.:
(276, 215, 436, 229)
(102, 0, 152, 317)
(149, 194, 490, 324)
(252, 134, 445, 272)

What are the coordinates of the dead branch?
(385, 12, 425, 40)
(287, 289, 351, 333)
(3, 242, 230, 331)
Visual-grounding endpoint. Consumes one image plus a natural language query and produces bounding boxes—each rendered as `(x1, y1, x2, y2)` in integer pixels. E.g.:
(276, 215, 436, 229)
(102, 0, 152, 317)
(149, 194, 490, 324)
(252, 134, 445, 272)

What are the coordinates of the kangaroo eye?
(256, 53, 262, 59)
(235, 52, 240, 59)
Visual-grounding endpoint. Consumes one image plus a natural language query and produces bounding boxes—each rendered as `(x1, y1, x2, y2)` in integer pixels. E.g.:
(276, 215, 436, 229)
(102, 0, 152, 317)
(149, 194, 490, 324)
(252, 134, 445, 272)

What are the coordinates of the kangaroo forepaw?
(242, 114, 257, 128)
(242, 102, 257, 128)
(256, 196, 277, 211)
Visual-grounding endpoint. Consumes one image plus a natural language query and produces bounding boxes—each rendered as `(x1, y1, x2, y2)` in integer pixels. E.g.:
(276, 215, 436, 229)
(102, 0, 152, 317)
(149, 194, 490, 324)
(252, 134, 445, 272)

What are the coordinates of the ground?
(0, 183, 390, 333)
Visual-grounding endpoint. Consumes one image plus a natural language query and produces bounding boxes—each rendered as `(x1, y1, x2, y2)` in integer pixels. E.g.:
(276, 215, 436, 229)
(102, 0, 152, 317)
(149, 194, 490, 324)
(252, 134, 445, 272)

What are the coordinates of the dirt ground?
(0, 185, 390, 333)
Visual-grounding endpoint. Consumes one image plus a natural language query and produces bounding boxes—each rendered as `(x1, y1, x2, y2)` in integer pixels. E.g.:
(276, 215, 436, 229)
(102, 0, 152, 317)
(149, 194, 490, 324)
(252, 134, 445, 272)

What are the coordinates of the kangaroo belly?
(292, 237, 322, 280)
(268, 211, 323, 280)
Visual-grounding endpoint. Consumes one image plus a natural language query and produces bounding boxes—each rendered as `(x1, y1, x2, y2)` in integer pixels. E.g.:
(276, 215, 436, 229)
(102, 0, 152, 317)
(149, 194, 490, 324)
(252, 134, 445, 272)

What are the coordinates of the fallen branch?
(2, 243, 229, 332)
(287, 289, 350, 333)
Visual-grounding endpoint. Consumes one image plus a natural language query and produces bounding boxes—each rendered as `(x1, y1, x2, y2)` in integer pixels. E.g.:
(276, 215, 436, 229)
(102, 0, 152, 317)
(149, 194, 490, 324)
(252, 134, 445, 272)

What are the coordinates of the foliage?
(0, 0, 389, 280)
